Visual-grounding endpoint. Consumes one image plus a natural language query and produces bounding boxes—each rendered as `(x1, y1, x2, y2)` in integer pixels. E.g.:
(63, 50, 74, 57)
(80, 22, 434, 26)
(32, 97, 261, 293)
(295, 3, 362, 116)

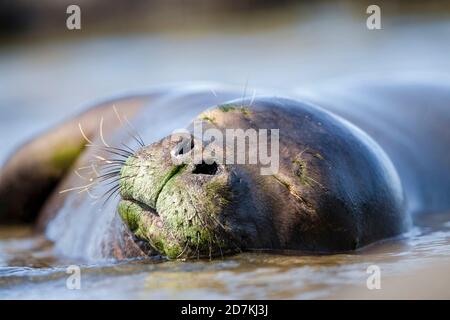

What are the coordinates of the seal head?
(118, 97, 407, 259)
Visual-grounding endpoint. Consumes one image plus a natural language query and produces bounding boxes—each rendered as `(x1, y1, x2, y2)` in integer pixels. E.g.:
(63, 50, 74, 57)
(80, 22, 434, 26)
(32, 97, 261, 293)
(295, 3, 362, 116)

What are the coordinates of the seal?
(0, 79, 449, 260)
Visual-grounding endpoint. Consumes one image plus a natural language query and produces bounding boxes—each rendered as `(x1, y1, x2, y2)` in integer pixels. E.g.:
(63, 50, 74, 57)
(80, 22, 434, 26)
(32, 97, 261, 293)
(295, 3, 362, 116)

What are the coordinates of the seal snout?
(118, 136, 238, 259)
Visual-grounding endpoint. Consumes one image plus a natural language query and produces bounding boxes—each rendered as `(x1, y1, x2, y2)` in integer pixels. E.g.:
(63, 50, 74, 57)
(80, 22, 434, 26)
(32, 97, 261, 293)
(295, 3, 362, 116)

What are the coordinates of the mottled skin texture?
(0, 80, 448, 260)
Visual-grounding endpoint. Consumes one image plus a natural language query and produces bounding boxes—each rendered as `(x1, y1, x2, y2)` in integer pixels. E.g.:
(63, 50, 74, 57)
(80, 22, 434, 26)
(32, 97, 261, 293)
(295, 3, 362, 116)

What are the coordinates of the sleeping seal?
(0, 79, 449, 260)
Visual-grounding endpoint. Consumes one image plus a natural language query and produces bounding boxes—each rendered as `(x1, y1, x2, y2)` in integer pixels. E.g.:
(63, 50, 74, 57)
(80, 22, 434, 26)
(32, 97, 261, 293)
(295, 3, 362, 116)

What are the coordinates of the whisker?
(86, 144, 133, 157)
(99, 172, 139, 198)
(241, 78, 248, 108)
(305, 176, 325, 189)
(196, 232, 200, 260)
(98, 168, 122, 175)
(249, 89, 256, 107)
(95, 164, 124, 171)
(209, 214, 242, 255)
(176, 240, 190, 259)
(94, 155, 117, 163)
(92, 156, 126, 165)
(77, 186, 95, 194)
(99, 117, 110, 147)
(208, 235, 212, 261)
(76, 165, 96, 171)
(86, 189, 99, 200)
(98, 173, 137, 185)
(74, 169, 89, 180)
(112, 104, 123, 125)
(121, 142, 137, 155)
(113, 104, 145, 147)
(215, 234, 224, 260)
(100, 174, 137, 187)
(78, 122, 93, 145)
(89, 146, 131, 159)
(124, 116, 145, 147)
(101, 183, 121, 199)
(298, 147, 309, 157)
(99, 149, 130, 159)
(102, 185, 122, 206)
(95, 172, 122, 182)
(61, 112, 145, 207)
(91, 163, 100, 177)
(59, 182, 96, 194)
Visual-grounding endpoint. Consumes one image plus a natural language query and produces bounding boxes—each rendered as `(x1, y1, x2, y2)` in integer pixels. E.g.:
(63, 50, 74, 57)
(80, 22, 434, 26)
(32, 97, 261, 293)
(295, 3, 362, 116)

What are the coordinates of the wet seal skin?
(117, 97, 406, 258)
(0, 81, 449, 260)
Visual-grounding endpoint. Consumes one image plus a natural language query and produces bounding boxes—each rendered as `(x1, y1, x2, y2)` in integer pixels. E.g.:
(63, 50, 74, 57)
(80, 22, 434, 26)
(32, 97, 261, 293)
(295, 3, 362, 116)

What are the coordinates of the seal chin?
(118, 198, 164, 248)
(117, 136, 240, 259)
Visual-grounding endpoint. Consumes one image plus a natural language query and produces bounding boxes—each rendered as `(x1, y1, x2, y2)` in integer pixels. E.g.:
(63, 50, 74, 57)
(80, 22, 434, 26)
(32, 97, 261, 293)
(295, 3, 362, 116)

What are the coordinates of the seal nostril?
(177, 139, 194, 156)
(192, 161, 218, 175)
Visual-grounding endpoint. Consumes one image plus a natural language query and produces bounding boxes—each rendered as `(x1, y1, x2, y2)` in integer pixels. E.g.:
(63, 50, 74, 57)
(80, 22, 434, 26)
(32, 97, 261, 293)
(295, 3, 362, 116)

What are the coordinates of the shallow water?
(1, 212, 450, 299)
(1, 8, 450, 299)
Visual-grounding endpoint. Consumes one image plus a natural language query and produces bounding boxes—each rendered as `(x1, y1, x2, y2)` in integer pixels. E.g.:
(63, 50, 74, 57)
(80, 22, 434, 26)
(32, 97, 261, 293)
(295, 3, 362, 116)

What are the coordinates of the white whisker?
(59, 182, 96, 194)
(78, 122, 93, 145)
(249, 89, 256, 106)
(74, 169, 89, 180)
(76, 165, 95, 171)
(91, 163, 100, 177)
(112, 104, 124, 125)
(241, 78, 249, 108)
(124, 115, 145, 147)
(99, 117, 110, 147)
(298, 147, 309, 157)
(94, 155, 113, 164)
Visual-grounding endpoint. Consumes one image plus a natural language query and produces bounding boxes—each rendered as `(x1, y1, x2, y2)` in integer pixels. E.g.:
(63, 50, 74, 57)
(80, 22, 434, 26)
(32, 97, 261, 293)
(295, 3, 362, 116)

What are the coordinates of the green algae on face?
(292, 158, 312, 187)
(240, 107, 251, 116)
(272, 174, 316, 212)
(118, 200, 141, 232)
(155, 175, 232, 258)
(118, 200, 180, 257)
(313, 152, 324, 160)
(292, 156, 324, 190)
(119, 154, 187, 209)
(219, 104, 237, 112)
(118, 151, 233, 259)
(218, 103, 251, 116)
(200, 115, 217, 124)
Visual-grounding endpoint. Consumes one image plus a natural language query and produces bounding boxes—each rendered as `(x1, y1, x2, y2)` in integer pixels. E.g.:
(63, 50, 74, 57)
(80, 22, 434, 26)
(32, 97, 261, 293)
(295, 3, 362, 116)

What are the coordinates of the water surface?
(1, 212, 450, 299)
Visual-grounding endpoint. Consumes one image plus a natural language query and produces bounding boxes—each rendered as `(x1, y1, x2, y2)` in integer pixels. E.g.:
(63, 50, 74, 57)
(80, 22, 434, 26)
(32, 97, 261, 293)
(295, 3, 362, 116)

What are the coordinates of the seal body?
(297, 79, 450, 215)
(0, 79, 448, 260)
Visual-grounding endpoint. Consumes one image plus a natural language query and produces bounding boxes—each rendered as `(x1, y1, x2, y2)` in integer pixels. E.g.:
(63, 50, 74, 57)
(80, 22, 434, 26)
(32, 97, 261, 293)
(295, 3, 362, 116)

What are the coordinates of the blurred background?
(1, 0, 450, 164)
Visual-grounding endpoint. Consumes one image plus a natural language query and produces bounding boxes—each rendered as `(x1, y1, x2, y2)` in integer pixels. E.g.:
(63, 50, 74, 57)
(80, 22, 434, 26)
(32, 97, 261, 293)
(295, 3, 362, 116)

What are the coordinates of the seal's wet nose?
(171, 136, 195, 157)
(169, 134, 220, 176)
(192, 161, 218, 175)
(118, 134, 238, 259)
